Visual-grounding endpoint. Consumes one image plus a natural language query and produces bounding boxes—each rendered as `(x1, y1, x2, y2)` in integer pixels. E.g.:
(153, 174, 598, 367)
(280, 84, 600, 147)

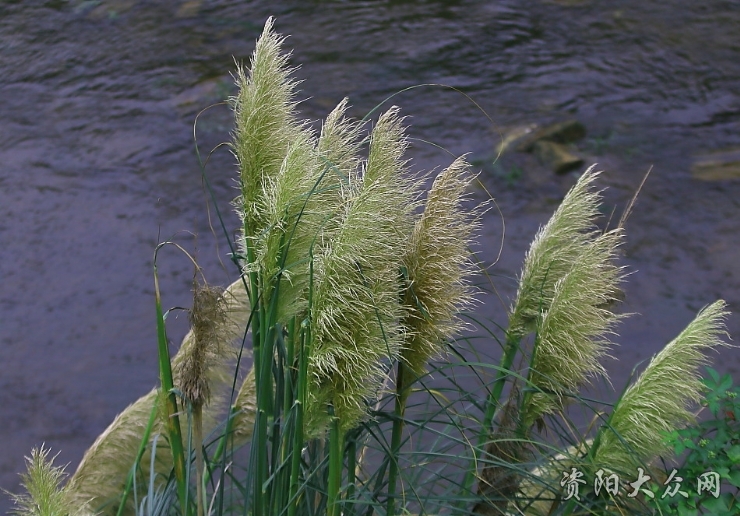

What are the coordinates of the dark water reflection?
(1, 0, 739, 507)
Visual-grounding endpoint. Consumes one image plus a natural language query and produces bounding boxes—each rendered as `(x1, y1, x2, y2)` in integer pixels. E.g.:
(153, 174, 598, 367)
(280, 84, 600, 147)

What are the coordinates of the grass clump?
(9, 17, 736, 516)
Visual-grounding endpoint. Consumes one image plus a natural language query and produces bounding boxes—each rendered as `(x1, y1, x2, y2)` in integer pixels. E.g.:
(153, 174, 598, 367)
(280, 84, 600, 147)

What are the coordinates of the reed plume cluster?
(478, 168, 627, 446)
(472, 168, 732, 516)
(515, 168, 627, 427)
(231, 17, 483, 440)
(9, 16, 736, 516)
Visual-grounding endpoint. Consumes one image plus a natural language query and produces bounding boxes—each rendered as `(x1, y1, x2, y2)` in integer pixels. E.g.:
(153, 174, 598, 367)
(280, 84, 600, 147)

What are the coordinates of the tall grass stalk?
(462, 167, 626, 506)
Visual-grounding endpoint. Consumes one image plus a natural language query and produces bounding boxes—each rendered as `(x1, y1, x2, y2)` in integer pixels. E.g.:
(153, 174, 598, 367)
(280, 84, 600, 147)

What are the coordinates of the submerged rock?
(532, 140, 584, 174)
(691, 148, 740, 181)
(516, 120, 587, 152)
(498, 119, 587, 174)
(495, 123, 539, 156)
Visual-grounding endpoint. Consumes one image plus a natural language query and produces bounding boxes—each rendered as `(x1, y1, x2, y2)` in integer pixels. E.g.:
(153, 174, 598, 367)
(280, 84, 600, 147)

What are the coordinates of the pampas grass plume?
(401, 155, 483, 375)
(525, 228, 626, 424)
(305, 107, 420, 436)
(510, 166, 606, 336)
(231, 17, 303, 238)
(593, 300, 731, 473)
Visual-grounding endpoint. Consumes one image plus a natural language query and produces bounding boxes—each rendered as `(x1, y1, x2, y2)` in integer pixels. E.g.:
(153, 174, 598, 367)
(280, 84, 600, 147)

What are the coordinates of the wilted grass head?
(593, 300, 731, 473)
(178, 279, 227, 407)
(171, 278, 249, 417)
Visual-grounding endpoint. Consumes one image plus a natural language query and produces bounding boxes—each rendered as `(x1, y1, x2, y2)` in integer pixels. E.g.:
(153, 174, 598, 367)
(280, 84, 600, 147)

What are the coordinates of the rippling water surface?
(2, 0, 739, 508)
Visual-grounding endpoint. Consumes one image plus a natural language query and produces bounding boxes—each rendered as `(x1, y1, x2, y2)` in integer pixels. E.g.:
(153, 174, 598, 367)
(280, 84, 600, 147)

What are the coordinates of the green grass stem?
(327, 409, 343, 516)
(459, 331, 522, 505)
(153, 247, 189, 515)
(386, 360, 410, 516)
(115, 401, 158, 516)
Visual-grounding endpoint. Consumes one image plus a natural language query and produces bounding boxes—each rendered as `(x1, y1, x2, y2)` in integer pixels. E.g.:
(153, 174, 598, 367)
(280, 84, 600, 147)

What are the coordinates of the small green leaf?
(706, 367, 721, 384)
(700, 493, 730, 513)
(677, 504, 698, 516)
(674, 440, 686, 455)
(726, 444, 740, 463)
(717, 374, 734, 392)
(728, 469, 740, 487)
(708, 399, 721, 415)
(684, 439, 698, 450)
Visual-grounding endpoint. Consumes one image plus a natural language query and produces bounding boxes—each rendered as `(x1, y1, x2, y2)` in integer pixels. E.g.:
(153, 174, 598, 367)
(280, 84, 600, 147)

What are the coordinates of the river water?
(2, 0, 739, 509)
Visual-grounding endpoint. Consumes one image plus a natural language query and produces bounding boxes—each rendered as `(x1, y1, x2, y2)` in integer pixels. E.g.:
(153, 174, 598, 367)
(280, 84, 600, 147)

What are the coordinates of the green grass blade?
(153, 248, 188, 515)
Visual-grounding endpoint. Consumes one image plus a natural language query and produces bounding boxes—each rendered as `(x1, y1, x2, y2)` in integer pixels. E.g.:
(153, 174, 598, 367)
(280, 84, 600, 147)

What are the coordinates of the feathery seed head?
(400, 156, 484, 375)
(64, 390, 165, 515)
(9, 445, 86, 516)
(508, 166, 627, 425)
(231, 17, 304, 241)
(365, 106, 408, 186)
(593, 300, 731, 472)
(232, 365, 257, 444)
(510, 166, 605, 336)
(318, 98, 365, 182)
(304, 108, 421, 436)
(306, 236, 406, 436)
(525, 229, 627, 424)
(251, 131, 323, 323)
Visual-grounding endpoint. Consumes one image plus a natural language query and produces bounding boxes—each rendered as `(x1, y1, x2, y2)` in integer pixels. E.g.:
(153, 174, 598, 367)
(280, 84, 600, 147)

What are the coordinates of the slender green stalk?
(386, 361, 409, 516)
(288, 258, 314, 516)
(327, 409, 343, 516)
(115, 402, 158, 516)
(253, 331, 268, 516)
(288, 319, 309, 516)
(153, 255, 188, 515)
(460, 331, 522, 502)
(345, 436, 357, 516)
(192, 404, 204, 516)
(283, 317, 297, 448)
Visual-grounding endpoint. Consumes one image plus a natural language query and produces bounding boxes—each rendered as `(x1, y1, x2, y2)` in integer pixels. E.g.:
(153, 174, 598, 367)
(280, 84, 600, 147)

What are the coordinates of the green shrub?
(648, 368, 740, 515)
